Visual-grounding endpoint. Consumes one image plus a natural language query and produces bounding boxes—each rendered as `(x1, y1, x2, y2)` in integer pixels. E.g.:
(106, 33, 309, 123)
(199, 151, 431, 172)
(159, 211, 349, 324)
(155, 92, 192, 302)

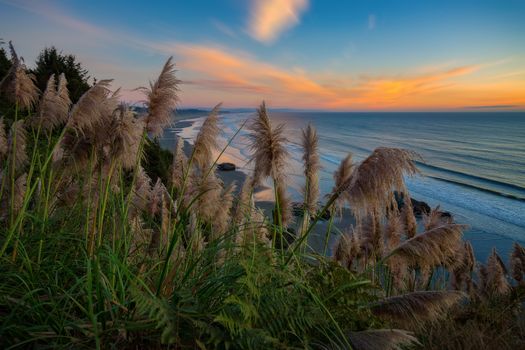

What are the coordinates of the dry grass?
(0, 42, 39, 110)
(35, 74, 71, 131)
(345, 147, 418, 220)
(391, 223, 465, 268)
(248, 101, 288, 186)
(193, 103, 221, 172)
(347, 329, 420, 350)
(7, 120, 28, 169)
(371, 291, 464, 329)
(142, 57, 180, 137)
(301, 123, 320, 214)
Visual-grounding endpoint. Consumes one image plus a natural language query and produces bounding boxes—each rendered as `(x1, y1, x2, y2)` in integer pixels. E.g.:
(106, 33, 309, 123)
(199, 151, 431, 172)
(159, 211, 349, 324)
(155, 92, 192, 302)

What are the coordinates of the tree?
(32, 47, 90, 103)
(0, 46, 11, 79)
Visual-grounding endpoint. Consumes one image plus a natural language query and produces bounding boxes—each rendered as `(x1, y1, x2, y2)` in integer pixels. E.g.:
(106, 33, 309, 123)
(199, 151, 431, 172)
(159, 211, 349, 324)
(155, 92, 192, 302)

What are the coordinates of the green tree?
(32, 47, 90, 102)
(0, 47, 11, 79)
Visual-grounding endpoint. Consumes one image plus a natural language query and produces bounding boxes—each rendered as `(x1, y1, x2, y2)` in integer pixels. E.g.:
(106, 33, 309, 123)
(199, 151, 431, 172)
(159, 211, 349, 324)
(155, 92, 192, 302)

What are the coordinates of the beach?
(161, 110, 525, 261)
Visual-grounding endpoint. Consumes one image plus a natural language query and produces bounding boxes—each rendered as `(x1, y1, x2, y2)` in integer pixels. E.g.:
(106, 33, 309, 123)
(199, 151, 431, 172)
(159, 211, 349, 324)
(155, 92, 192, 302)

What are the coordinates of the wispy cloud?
(2, 0, 522, 110)
(172, 44, 513, 109)
(248, 0, 309, 43)
(211, 19, 238, 39)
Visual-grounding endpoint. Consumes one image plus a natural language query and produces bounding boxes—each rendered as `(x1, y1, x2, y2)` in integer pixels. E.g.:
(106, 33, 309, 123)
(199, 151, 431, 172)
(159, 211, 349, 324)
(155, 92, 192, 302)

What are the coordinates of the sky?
(1, 0, 524, 111)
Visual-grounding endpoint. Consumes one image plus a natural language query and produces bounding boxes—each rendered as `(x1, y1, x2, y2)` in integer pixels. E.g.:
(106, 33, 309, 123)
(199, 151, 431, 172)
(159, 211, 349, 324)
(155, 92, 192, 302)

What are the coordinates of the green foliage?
(143, 138, 173, 184)
(32, 47, 90, 103)
(0, 46, 11, 78)
(0, 45, 13, 116)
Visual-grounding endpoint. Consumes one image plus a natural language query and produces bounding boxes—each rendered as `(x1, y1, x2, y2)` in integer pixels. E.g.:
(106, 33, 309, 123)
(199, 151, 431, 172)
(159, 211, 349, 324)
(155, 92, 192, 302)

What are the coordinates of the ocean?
(172, 111, 525, 261)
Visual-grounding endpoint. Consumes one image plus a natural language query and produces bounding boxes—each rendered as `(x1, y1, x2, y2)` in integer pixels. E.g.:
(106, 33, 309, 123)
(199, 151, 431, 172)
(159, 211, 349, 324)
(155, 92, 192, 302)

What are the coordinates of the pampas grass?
(331, 153, 353, 212)
(511, 242, 525, 284)
(7, 120, 28, 170)
(402, 198, 417, 239)
(486, 248, 510, 296)
(347, 329, 420, 350)
(370, 291, 464, 329)
(211, 182, 236, 239)
(170, 137, 190, 192)
(390, 223, 465, 268)
(109, 104, 144, 169)
(301, 123, 320, 215)
(193, 103, 221, 172)
(333, 229, 361, 269)
(2, 42, 525, 349)
(35, 74, 71, 131)
(248, 101, 288, 186)
(142, 57, 180, 137)
(384, 213, 403, 250)
(0, 42, 39, 110)
(346, 148, 418, 220)
(67, 79, 114, 135)
(0, 117, 7, 160)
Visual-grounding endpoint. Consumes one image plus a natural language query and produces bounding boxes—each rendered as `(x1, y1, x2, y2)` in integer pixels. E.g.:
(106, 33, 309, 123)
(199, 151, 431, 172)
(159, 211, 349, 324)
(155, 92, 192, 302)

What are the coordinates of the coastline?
(158, 116, 362, 254)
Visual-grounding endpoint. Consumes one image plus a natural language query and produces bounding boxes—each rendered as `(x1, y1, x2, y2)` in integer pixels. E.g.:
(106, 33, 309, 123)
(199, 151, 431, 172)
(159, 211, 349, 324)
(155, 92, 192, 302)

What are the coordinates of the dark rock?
(394, 191, 431, 218)
(291, 202, 331, 221)
(411, 198, 431, 217)
(217, 162, 236, 171)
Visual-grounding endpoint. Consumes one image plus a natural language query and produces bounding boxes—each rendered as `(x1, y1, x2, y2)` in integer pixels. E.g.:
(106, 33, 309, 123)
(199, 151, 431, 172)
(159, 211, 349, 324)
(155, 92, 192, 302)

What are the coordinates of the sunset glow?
(1, 0, 524, 110)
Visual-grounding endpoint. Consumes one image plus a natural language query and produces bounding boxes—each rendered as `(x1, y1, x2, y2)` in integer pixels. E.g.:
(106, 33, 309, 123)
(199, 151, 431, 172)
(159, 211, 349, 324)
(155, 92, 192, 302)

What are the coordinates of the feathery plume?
(35, 74, 71, 131)
(234, 176, 254, 224)
(301, 123, 320, 214)
(511, 242, 525, 284)
(11, 172, 27, 217)
(56, 73, 71, 123)
(170, 137, 191, 191)
(194, 171, 223, 222)
(331, 153, 353, 212)
(275, 179, 292, 228)
(143, 57, 180, 137)
(345, 148, 418, 219)
(370, 291, 464, 329)
(109, 105, 145, 169)
(67, 79, 114, 135)
(347, 329, 420, 350)
(359, 212, 383, 258)
(193, 103, 221, 172)
(384, 213, 403, 250)
(402, 198, 417, 239)
(130, 167, 152, 218)
(211, 182, 237, 239)
(451, 241, 476, 291)
(7, 120, 28, 169)
(423, 206, 450, 231)
(0, 42, 39, 110)
(333, 229, 361, 269)
(391, 223, 465, 268)
(0, 117, 7, 160)
(486, 248, 510, 296)
(248, 101, 288, 186)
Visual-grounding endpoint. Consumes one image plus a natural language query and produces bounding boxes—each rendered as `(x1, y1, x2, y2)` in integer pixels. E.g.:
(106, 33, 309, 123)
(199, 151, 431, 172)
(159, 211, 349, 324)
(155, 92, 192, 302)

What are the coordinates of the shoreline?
(161, 116, 521, 259)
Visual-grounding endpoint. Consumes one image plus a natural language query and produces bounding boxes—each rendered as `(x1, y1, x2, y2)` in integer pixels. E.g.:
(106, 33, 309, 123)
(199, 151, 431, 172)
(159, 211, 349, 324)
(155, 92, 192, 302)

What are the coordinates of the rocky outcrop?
(217, 162, 236, 171)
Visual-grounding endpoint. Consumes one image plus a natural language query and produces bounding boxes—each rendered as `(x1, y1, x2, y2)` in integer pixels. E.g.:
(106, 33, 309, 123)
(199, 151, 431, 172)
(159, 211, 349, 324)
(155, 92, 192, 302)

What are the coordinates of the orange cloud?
(248, 0, 309, 43)
(172, 44, 525, 110)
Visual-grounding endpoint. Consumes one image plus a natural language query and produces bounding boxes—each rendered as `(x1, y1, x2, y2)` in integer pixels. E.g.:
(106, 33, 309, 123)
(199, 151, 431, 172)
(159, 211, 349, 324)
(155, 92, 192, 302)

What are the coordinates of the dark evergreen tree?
(32, 47, 90, 102)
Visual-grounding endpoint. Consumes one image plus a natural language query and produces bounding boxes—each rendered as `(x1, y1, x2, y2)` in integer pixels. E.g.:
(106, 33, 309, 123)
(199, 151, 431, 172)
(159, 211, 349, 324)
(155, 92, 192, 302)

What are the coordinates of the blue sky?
(1, 0, 524, 110)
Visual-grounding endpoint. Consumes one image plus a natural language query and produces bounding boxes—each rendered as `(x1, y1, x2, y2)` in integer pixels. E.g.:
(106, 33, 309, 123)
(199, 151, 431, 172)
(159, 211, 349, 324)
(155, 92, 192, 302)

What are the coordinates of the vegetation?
(32, 47, 91, 103)
(0, 41, 524, 349)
